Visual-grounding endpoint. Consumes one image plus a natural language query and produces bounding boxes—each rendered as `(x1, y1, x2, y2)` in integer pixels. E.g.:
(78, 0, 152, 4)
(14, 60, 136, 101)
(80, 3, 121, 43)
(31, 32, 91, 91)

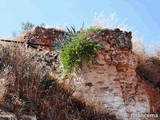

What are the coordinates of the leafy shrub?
(59, 30, 102, 73)
(85, 27, 101, 34)
(53, 26, 78, 51)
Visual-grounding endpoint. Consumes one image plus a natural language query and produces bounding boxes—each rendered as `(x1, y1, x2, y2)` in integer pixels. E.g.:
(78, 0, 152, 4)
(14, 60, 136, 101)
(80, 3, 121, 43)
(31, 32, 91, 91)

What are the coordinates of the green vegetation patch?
(59, 29, 102, 73)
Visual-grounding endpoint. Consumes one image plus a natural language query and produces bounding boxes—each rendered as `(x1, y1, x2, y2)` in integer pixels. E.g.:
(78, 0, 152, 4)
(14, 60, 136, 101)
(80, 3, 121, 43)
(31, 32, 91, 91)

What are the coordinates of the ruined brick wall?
(72, 28, 160, 120)
(24, 26, 66, 50)
(89, 28, 132, 51)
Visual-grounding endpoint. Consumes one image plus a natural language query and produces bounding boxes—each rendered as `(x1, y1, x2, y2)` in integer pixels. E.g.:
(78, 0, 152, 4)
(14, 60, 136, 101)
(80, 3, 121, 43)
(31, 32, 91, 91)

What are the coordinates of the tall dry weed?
(0, 43, 116, 119)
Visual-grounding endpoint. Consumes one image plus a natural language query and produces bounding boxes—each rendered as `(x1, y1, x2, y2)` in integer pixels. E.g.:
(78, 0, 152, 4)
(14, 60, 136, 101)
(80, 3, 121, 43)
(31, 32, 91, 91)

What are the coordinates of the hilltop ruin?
(0, 26, 160, 120)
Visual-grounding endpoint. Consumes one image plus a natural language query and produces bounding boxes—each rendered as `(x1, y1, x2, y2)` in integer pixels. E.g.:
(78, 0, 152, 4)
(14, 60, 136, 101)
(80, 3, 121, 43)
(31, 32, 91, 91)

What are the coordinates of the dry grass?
(136, 56, 160, 88)
(128, 30, 160, 88)
(0, 78, 5, 104)
(0, 43, 117, 120)
(131, 34, 160, 88)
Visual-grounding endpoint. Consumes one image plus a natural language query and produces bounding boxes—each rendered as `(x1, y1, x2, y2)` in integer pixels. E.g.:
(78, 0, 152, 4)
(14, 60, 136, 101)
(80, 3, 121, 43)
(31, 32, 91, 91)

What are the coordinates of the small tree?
(21, 21, 35, 32)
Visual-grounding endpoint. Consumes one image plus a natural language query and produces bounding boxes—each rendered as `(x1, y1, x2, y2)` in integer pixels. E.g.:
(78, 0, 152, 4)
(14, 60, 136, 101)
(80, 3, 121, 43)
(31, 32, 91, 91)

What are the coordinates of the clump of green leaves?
(53, 26, 78, 51)
(59, 30, 102, 73)
(53, 26, 102, 51)
(85, 27, 101, 34)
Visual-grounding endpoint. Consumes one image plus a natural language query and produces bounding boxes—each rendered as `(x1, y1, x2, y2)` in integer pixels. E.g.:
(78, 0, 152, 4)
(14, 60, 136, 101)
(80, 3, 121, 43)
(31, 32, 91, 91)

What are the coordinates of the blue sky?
(0, 0, 160, 45)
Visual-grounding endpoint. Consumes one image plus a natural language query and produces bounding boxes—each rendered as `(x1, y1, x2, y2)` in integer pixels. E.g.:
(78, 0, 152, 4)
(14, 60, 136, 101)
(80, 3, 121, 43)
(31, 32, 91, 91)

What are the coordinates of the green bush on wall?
(59, 30, 102, 73)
